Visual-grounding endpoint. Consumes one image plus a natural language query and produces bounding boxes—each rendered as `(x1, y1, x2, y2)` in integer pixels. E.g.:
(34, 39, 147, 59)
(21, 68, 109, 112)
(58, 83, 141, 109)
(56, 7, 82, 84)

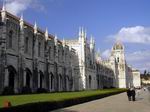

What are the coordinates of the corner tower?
(111, 41, 126, 88)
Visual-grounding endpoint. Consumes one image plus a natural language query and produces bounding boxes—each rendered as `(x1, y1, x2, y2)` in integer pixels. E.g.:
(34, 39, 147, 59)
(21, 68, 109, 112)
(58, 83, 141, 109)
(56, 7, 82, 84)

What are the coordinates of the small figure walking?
(131, 87, 136, 101)
(127, 88, 132, 101)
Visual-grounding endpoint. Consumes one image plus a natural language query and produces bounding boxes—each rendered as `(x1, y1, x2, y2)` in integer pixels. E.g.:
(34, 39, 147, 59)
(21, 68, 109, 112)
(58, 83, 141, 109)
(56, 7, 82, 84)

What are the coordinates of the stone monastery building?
(0, 6, 141, 94)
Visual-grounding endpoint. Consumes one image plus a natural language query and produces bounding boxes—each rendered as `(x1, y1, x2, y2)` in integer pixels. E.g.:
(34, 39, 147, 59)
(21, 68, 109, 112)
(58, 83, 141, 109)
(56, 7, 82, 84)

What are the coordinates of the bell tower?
(112, 41, 126, 88)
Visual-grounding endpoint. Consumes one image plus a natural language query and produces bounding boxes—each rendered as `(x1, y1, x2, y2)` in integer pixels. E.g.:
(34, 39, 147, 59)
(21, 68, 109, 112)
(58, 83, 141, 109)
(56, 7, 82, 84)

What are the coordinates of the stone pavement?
(52, 87, 150, 112)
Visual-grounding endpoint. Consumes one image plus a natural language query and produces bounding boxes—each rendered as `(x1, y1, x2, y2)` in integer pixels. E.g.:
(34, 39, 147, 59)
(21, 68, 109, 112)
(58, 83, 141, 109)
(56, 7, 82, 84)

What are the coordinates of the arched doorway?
(26, 68, 32, 88)
(59, 74, 62, 91)
(8, 66, 17, 89)
(39, 71, 44, 88)
(49, 73, 54, 91)
(65, 76, 69, 91)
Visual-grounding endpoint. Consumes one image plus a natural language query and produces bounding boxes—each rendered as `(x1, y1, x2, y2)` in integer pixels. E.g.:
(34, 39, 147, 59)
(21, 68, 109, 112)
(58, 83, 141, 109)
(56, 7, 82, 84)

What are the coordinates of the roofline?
(0, 9, 63, 42)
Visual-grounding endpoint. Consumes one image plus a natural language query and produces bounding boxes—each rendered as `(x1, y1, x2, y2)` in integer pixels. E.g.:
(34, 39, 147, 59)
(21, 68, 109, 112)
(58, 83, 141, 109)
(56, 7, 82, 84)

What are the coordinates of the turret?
(112, 41, 126, 88)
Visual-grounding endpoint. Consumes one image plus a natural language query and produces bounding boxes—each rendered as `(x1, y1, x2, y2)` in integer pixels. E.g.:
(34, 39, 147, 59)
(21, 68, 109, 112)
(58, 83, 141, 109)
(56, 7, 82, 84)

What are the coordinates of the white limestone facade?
(65, 28, 97, 90)
(110, 42, 126, 88)
(103, 41, 141, 88)
(132, 69, 141, 88)
(0, 7, 141, 94)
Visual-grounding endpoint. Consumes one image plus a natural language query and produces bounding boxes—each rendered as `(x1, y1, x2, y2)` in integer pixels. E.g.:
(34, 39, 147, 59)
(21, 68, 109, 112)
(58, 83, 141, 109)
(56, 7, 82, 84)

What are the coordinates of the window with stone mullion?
(25, 37, 29, 53)
(8, 30, 13, 48)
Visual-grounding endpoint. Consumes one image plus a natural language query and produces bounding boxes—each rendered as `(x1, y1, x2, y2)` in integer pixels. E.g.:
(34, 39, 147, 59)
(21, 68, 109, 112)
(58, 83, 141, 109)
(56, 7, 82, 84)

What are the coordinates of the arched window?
(8, 66, 16, 88)
(50, 74, 54, 90)
(26, 73, 30, 87)
(8, 31, 13, 48)
(25, 37, 29, 53)
(59, 74, 62, 91)
(39, 71, 44, 88)
(38, 42, 41, 57)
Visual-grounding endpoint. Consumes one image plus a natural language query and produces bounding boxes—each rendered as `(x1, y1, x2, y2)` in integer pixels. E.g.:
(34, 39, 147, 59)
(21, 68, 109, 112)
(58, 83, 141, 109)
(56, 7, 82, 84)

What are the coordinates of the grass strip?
(0, 88, 126, 108)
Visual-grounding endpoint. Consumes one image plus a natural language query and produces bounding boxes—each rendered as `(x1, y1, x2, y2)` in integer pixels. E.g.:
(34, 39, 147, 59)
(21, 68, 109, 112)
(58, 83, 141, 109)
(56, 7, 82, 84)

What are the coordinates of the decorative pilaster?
(18, 14, 25, 90)
(0, 4, 7, 92)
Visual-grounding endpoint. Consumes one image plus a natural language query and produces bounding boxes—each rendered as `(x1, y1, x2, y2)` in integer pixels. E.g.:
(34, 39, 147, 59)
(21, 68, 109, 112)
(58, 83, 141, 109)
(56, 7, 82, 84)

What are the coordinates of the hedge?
(0, 89, 127, 112)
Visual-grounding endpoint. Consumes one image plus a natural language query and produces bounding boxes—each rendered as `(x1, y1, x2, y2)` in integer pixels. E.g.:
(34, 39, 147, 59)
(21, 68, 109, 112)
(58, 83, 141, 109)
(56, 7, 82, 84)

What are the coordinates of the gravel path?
(52, 87, 150, 112)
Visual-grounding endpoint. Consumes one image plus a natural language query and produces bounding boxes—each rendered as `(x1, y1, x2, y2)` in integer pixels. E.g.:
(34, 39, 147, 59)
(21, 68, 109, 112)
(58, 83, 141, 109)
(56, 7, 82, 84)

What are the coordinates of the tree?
(144, 70, 146, 75)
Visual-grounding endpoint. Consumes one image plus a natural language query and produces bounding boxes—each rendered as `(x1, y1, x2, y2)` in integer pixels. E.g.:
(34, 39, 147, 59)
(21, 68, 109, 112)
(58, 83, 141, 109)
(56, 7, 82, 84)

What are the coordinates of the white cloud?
(126, 50, 150, 62)
(102, 49, 111, 59)
(4, 0, 44, 15)
(108, 26, 150, 44)
(126, 50, 150, 72)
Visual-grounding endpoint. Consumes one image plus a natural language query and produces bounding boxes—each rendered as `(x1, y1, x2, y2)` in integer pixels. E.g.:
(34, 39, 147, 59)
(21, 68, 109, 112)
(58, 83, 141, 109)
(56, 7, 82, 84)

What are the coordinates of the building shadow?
(51, 109, 78, 112)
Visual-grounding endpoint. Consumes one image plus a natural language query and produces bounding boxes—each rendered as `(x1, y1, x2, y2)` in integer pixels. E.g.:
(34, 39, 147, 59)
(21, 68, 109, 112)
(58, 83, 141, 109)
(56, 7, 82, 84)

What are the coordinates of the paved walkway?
(52, 87, 150, 112)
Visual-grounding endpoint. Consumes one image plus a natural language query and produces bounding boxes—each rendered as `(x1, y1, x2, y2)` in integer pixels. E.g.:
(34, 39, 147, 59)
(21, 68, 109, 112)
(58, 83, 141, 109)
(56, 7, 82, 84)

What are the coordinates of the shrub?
(21, 86, 32, 94)
(103, 86, 108, 89)
(36, 88, 48, 93)
(2, 87, 14, 95)
(0, 89, 126, 112)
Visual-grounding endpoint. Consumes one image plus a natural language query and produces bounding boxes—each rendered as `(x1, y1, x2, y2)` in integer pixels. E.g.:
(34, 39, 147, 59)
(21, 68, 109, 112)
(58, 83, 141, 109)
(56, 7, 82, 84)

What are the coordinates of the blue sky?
(1, 0, 150, 73)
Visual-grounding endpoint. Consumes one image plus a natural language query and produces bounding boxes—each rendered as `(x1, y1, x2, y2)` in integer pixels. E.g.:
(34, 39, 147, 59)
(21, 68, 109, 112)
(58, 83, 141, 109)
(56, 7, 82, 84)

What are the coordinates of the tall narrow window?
(8, 31, 13, 48)
(117, 57, 119, 63)
(38, 42, 41, 57)
(25, 37, 29, 53)
(89, 76, 92, 88)
(51, 75, 53, 90)
(49, 47, 51, 60)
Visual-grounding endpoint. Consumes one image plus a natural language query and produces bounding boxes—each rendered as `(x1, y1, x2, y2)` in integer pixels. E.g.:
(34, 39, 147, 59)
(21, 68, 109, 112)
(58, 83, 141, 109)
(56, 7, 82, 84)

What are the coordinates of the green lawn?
(0, 88, 126, 108)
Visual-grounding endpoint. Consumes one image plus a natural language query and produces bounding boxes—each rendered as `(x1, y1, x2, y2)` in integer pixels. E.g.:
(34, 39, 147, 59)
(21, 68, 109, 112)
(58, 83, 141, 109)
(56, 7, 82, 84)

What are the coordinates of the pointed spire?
(93, 37, 95, 45)
(19, 14, 24, 30)
(1, 1, 6, 23)
(79, 27, 81, 37)
(34, 22, 37, 30)
(79, 26, 82, 42)
(97, 48, 100, 56)
(45, 28, 49, 40)
(96, 48, 102, 62)
(84, 29, 87, 40)
(54, 34, 58, 45)
(55, 34, 57, 40)
(2, 1, 6, 11)
(81, 27, 84, 37)
(34, 22, 37, 34)
(62, 38, 65, 47)
(90, 35, 93, 44)
(20, 14, 23, 21)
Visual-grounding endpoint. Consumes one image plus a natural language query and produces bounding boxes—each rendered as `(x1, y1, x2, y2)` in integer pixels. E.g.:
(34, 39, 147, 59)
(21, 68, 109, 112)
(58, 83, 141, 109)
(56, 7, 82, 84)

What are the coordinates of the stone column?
(23, 71, 26, 86)
(4, 68, 9, 87)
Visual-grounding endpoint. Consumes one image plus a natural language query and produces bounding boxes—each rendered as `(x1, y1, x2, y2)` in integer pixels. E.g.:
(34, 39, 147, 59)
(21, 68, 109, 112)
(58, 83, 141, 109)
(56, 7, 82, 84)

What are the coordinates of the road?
(52, 87, 150, 112)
